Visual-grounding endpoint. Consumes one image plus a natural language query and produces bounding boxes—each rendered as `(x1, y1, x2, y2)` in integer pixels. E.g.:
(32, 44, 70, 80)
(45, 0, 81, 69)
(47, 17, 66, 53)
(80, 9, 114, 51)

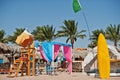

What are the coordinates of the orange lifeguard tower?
(7, 30, 36, 77)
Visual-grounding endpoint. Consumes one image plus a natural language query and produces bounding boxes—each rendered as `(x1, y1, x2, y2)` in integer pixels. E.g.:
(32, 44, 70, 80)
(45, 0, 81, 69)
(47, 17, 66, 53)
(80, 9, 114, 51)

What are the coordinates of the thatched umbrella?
(0, 42, 10, 53)
(7, 45, 22, 64)
(72, 48, 92, 59)
(8, 45, 22, 53)
(0, 42, 23, 64)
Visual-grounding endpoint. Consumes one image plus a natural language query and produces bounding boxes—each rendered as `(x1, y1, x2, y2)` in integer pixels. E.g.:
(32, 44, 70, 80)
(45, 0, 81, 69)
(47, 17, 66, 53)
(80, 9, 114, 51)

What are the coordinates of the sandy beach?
(0, 72, 120, 80)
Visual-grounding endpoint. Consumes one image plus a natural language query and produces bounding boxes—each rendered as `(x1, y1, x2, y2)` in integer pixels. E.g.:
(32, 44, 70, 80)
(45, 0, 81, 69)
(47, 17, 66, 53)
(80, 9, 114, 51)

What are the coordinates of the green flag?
(73, 0, 82, 13)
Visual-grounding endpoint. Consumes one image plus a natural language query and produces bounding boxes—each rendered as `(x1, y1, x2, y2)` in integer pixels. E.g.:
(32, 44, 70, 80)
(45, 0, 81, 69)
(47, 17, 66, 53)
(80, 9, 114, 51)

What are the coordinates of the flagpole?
(73, 0, 96, 71)
(81, 11, 97, 71)
(82, 10, 98, 69)
(82, 11, 91, 38)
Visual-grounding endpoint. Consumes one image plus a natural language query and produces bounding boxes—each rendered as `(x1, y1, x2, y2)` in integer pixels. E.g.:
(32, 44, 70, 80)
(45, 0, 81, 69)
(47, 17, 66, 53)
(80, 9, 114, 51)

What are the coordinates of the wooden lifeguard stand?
(7, 47, 35, 77)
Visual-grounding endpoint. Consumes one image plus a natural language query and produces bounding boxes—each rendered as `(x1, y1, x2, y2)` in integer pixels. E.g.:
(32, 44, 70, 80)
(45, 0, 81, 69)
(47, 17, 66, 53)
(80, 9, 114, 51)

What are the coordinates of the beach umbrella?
(15, 30, 34, 47)
(72, 48, 91, 59)
(5, 45, 22, 64)
(7, 45, 22, 53)
(0, 42, 9, 52)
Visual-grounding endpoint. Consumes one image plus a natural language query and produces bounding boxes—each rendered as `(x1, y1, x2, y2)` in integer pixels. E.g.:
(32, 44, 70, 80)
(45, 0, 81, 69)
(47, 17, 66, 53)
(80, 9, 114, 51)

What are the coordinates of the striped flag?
(73, 0, 82, 13)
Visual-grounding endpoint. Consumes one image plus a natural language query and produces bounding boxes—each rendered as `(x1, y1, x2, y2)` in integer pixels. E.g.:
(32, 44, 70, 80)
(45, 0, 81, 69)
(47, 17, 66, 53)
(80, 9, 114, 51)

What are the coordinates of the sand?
(0, 72, 120, 80)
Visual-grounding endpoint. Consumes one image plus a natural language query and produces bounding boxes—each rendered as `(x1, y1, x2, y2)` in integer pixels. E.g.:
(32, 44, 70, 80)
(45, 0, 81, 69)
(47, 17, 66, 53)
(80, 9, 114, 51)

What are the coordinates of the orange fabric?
(17, 56, 28, 61)
(15, 31, 33, 47)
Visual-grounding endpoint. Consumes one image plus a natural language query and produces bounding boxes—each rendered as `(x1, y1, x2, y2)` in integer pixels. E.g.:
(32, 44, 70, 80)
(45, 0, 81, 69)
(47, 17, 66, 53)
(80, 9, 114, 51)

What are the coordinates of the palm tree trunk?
(114, 41, 117, 47)
(72, 44, 74, 49)
(71, 38, 74, 49)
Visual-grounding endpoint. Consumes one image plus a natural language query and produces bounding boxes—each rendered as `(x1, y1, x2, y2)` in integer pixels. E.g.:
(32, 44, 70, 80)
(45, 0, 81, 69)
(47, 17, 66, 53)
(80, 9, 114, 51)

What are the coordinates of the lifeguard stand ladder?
(7, 47, 35, 78)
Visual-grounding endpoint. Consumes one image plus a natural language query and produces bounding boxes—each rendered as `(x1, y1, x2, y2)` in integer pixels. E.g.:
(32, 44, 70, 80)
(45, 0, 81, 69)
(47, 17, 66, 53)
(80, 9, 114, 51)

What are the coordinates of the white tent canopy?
(83, 45, 120, 72)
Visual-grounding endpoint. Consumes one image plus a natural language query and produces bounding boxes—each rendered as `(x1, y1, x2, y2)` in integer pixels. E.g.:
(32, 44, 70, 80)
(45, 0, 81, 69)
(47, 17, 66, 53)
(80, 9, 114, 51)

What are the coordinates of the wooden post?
(32, 53, 35, 75)
(27, 49, 30, 76)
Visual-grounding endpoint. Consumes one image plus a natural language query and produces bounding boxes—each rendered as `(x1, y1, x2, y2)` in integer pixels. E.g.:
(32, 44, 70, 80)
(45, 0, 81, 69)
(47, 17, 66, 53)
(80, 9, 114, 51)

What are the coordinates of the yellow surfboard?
(97, 33, 110, 79)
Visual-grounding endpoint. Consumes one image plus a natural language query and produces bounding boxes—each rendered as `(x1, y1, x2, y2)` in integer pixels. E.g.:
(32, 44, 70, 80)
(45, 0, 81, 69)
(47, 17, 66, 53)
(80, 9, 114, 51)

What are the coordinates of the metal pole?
(82, 11, 96, 70)
(82, 11, 91, 38)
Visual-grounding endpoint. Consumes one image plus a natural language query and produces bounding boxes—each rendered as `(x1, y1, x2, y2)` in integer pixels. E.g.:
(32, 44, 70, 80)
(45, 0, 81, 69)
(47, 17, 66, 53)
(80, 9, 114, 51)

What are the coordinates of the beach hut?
(38, 41, 72, 74)
(72, 48, 91, 72)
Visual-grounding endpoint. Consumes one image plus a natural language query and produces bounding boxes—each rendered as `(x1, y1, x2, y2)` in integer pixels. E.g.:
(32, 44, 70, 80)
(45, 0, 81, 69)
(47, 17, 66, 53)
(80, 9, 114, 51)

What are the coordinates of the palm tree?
(7, 28, 25, 43)
(88, 29, 105, 48)
(57, 20, 86, 49)
(0, 29, 8, 43)
(32, 25, 56, 42)
(105, 24, 120, 47)
(32, 26, 43, 41)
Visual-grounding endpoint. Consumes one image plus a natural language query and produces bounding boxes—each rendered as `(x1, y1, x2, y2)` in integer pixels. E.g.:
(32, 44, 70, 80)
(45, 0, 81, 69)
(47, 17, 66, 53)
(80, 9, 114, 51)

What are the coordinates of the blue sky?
(0, 0, 120, 48)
